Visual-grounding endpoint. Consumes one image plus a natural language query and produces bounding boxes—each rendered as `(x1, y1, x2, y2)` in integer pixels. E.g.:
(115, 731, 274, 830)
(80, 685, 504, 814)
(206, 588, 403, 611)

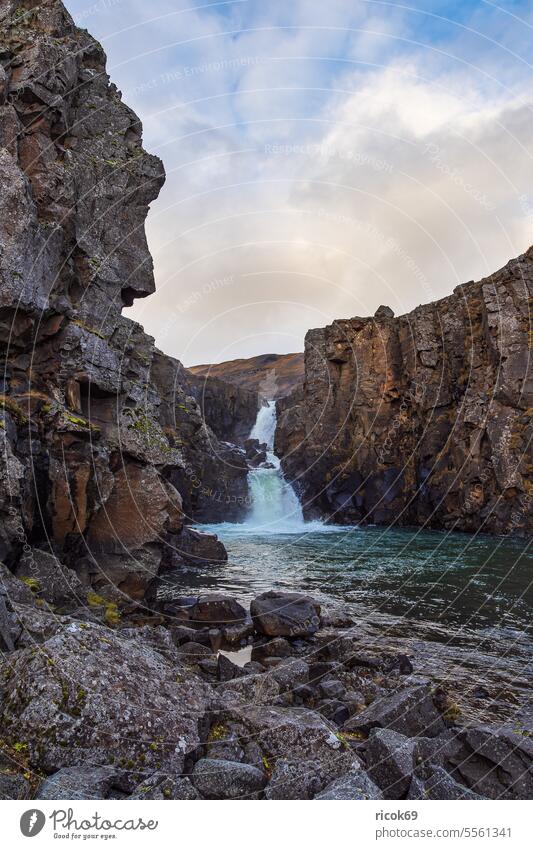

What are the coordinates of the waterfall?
(245, 401, 305, 531)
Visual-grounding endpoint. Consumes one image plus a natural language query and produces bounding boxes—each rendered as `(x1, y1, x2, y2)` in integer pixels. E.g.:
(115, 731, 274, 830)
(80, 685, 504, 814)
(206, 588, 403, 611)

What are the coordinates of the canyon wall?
(185, 368, 258, 445)
(276, 249, 533, 536)
(0, 0, 248, 605)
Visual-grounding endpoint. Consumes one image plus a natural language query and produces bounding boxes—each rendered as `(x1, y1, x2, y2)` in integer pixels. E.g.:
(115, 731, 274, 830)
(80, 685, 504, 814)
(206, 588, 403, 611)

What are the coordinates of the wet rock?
(251, 591, 321, 637)
(343, 685, 447, 738)
(218, 673, 280, 706)
(316, 768, 384, 800)
(36, 765, 118, 800)
(318, 700, 350, 726)
(365, 729, 417, 798)
(191, 758, 266, 800)
(318, 679, 346, 700)
(252, 636, 293, 662)
(244, 438, 268, 466)
(268, 658, 309, 692)
(218, 653, 247, 682)
(171, 527, 227, 566)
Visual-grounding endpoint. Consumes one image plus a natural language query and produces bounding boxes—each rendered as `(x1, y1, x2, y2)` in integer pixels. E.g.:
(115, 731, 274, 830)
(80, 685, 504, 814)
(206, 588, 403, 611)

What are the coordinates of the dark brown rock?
(276, 249, 533, 536)
(251, 591, 321, 637)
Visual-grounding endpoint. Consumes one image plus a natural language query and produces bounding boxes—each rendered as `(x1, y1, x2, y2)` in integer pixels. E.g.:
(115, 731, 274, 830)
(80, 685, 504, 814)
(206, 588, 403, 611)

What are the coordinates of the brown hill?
(188, 352, 304, 399)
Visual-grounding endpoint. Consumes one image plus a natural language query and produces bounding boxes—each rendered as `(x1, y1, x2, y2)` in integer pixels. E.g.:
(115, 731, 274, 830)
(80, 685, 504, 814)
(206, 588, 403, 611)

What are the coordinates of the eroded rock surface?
(276, 250, 533, 535)
(0, 0, 249, 606)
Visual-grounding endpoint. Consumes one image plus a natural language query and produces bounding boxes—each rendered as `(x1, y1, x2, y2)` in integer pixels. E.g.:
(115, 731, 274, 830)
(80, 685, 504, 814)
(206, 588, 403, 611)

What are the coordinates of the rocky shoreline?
(1, 560, 531, 801)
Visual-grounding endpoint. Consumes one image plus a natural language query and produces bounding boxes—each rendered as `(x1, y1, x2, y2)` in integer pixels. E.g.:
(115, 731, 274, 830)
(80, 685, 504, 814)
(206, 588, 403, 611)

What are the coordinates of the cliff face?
(189, 352, 305, 400)
(0, 0, 248, 603)
(276, 249, 533, 536)
(185, 369, 258, 446)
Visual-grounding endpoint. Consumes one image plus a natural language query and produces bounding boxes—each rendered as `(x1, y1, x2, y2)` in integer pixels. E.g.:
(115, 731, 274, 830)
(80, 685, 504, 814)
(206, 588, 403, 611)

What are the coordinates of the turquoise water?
(170, 524, 533, 636)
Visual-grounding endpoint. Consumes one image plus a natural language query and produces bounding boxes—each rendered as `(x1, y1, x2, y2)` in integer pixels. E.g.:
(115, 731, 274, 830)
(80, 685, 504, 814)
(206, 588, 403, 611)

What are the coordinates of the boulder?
(268, 658, 309, 692)
(265, 758, 327, 800)
(190, 594, 247, 626)
(408, 766, 484, 800)
(252, 636, 293, 662)
(365, 728, 417, 799)
(0, 622, 211, 788)
(36, 765, 119, 800)
(191, 758, 266, 800)
(171, 527, 227, 566)
(218, 673, 280, 706)
(16, 548, 85, 611)
(0, 771, 30, 800)
(316, 768, 384, 800)
(218, 653, 247, 682)
(250, 591, 321, 637)
(450, 726, 533, 800)
(343, 685, 447, 738)
(130, 773, 201, 800)
(223, 704, 357, 790)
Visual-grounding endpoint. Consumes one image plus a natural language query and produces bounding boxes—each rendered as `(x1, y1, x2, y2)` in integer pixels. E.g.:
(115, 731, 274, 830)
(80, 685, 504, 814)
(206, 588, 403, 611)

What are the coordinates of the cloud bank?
(65, 0, 533, 365)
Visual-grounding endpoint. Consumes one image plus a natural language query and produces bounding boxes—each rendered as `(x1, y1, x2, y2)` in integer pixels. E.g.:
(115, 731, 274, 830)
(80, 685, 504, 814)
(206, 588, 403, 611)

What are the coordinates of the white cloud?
(64, 0, 533, 365)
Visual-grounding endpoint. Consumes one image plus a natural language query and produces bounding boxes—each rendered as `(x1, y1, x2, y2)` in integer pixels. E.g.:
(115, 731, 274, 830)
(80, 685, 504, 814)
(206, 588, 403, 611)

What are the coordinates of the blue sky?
(65, 0, 533, 364)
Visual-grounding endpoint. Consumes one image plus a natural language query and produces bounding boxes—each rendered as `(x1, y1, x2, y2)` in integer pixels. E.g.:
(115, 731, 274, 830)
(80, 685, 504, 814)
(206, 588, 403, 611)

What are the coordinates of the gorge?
(0, 0, 531, 804)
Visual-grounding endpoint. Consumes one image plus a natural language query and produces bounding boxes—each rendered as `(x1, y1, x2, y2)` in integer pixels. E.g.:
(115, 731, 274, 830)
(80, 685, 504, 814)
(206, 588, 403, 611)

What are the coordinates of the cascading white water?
(245, 401, 305, 531)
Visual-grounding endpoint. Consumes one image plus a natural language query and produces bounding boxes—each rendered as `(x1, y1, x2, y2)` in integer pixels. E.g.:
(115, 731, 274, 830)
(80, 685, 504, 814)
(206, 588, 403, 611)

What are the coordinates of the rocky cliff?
(189, 351, 305, 400)
(185, 369, 258, 446)
(0, 0, 248, 606)
(276, 249, 533, 536)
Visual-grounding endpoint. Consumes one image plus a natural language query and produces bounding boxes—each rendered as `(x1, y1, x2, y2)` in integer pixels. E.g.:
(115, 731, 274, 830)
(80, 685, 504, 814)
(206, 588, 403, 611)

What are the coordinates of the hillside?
(188, 352, 304, 400)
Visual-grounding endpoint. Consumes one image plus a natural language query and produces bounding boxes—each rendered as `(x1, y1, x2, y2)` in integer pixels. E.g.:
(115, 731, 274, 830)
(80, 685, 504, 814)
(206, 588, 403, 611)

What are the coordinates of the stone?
(365, 728, 417, 799)
(265, 759, 327, 800)
(407, 766, 484, 800)
(190, 594, 247, 626)
(0, 771, 30, 800)
(130, 773, 201, 800)
(343, 685, 447, 738)
(251, 591, 321, 637)
(172, 527, 227, 566)
(36, 765, 118, 800)
(176, 641, 215, 660)
(224, 704, 357, 789)
(316, 768, 384, 800)
(0, 622, 210, 787)
(374, 305, 395, 319)
(318, 700, 350, 726)
(15, 548, 86, 611)
(191, 758, 266, 800)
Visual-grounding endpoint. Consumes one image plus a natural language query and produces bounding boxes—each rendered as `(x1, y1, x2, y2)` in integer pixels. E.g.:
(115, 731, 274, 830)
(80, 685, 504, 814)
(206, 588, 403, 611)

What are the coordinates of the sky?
(65, 0, 533, 366)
